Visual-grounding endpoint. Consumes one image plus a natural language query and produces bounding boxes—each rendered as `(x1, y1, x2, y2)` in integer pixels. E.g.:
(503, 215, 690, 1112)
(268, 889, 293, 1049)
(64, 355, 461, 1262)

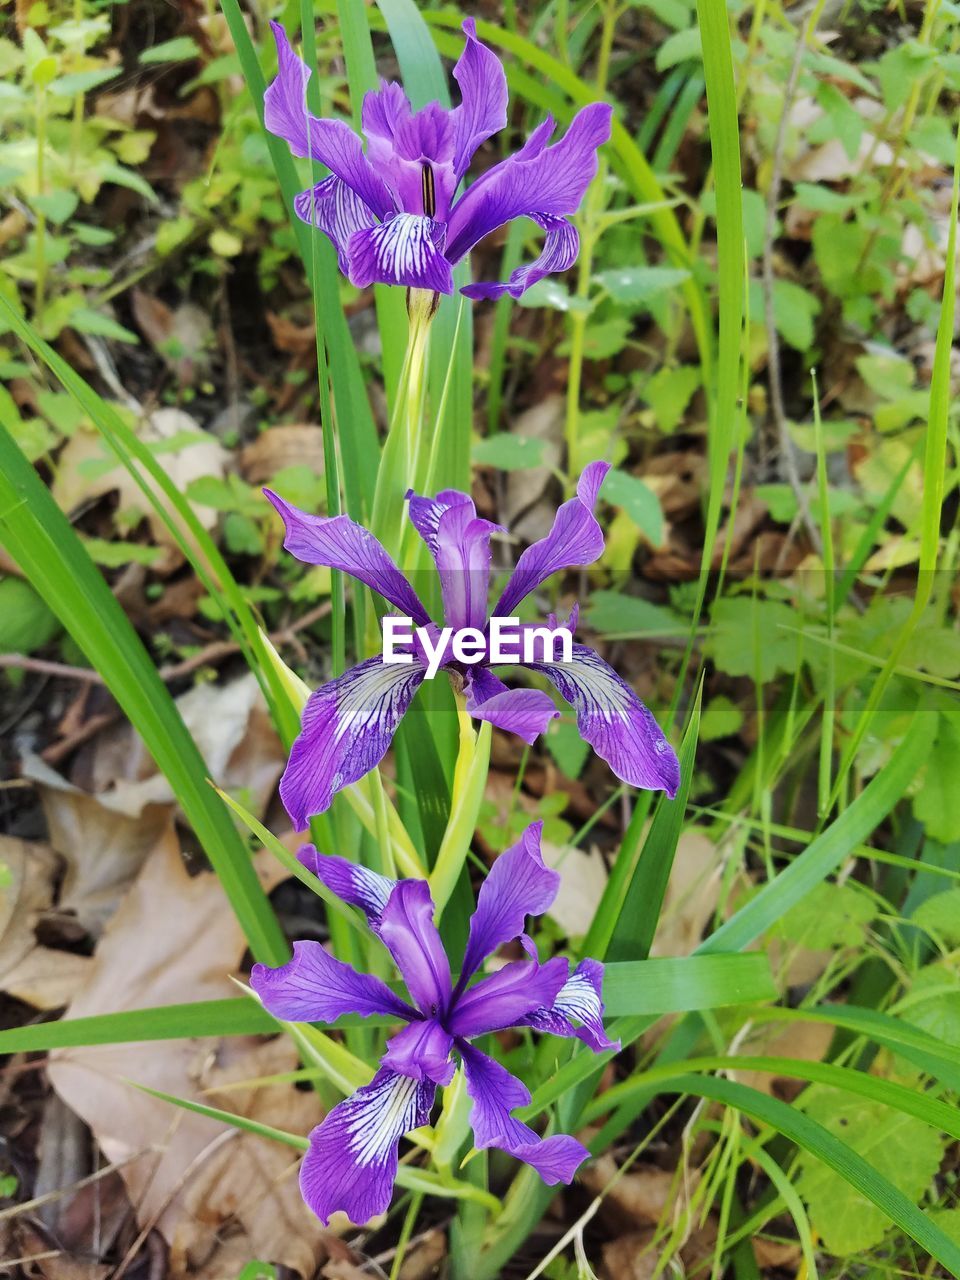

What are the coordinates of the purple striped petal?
(464, 667, 558, 744)
(525, 642, 679, 796)
(406, 489, 500, 631)
(493, 461, 610, 618)
(266, 23, 393, 220)
(293, 175, 378, 273)
(299, 1068, 435, 1225)
(265, 489, 429, 624)
(448, 957, 568, 1038)
(280, 658, 427, 827)
(462, 213, 579, 300)
(250, 940, 415, 1024)
(459, 821, 559, 985)
(459, 1043, 589, 1184)
(381, 1018, 455, 1085)
(379, 880, 452, 1017)
(451, 19, 508, 179)
(523, 958, 619, 1052)
(296, 845, 395, 927)
(348, 213, 454, 293)
(445, 102, 613, 264)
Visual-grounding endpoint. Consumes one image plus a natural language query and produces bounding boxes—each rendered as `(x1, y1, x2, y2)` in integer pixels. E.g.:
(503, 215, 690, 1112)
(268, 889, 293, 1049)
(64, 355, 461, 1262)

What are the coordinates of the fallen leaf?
(240, 425, 327, 485)
(52, 409, 229, 558)
(47, 829, 326, 1276)
(21, 753, 172, 935)
(80, 674, 283, 819)
(581, 1157, 691, 1232)
(650, 830, 723, 958)
(542, 840, 607, 937)
(130, 290, 212, 385)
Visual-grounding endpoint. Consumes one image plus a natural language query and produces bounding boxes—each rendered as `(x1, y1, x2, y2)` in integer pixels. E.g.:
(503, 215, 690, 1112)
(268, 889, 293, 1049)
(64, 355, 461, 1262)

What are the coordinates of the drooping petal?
(493, 461, 610, 618)
(462, 213, 579, 300)
(280, 658, 427, 828)
(379, 880, 452, 1017)
(444, 102, 613, 264)
(293, 175, 378, 272)
(525, 643, 680, 796)
(523, 958, 619, 1052)
(407, 489, 500, 631)
(348, 213, 455, 293)
(299, 1067, 435, 1225)
(448, 957, 568, 1038)
(458, 1043, 589, 1184)
(250, 940, 415, 1024)
(464, 667, 558, 744)
(265, 489, 430, 624)
(451, 18, 508, 179)
(459, 821, 559, 986)
(296, 845, 395, 927)
(381, 1018, 455, 1085)
(266, 23, 393, 219)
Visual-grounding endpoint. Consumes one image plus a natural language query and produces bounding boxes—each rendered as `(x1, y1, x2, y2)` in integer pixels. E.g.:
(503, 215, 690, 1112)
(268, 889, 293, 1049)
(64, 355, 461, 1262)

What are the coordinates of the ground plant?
(0, 1, 958, 1278)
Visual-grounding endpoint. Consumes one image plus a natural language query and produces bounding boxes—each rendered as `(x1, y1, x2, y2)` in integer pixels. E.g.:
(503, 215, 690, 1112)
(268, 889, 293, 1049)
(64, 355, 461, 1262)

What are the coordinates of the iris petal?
(459, 821, 559, 985)
(266, 22, 393, 220)
(379, 880, 453, 1017)
(458, 1042, 589, 1185)
(348, 213, 454, 293)
(265, 488, 430, 624)
(250, 940, 415, 1023)
(525, 642, 680, 796)
(280, 658, 427, 827)
(293, 175, 378, 273)
(523, 957, 620, 1052)
(299, 1067, 435, 1225)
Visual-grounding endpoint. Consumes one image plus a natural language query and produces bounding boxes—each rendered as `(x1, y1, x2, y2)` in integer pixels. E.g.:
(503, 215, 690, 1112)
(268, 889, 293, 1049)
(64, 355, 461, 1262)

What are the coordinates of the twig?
(0, 1152, 151, 1223)
(0, 601, 333, 688)
(761, 13, 823, 558)
(111, 1128, 237, 1280)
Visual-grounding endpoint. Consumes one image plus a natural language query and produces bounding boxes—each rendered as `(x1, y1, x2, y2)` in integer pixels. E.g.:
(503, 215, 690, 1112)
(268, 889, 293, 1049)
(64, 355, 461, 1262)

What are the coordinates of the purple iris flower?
(264, 18, 613, 299)
(250, 820, 616, 1225)
(265, 461, 680, 829)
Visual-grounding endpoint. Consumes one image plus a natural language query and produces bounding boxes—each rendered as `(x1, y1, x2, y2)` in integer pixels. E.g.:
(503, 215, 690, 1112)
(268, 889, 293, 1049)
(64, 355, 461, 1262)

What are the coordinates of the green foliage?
(796, 1092, 944, 1255)
(0, 574, 61, 653)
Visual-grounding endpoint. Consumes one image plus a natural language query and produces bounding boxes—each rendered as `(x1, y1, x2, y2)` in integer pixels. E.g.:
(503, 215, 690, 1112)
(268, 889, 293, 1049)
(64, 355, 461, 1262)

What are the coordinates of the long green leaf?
(651, 1074, 960, 1275)
(603, 954, 775, 1015)
(0, 424, 286, 965)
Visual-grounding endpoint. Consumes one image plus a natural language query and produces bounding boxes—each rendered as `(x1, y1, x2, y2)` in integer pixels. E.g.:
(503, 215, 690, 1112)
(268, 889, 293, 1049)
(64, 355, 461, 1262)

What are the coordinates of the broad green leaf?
(584, 591, 681, 637)
(0, 575, 61, 653)
(912, 889, 960, 946)
(594, 266, 691, 307)
(770, 880, 876, 951)
(545, 718, 591, 780)
(139, 36, 202, 64)
(472, 435, 546, 471)
(706, 596, 804, 683)
(796, 1093, 944, 1255)
(699, 694, 743, 741)
(601, 470, 664, 546)
(640, 364, 701, 433)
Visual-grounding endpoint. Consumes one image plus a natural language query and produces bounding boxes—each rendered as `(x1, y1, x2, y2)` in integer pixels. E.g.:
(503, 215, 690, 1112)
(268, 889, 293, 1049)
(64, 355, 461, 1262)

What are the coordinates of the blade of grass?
(829, 122, 959, 803)
(603, 954, 776, 1014)
(0, 424, 286, 965)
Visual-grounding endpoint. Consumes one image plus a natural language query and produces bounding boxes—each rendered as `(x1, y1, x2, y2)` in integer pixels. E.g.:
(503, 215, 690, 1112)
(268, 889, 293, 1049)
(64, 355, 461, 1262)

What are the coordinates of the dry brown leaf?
(3, 947, 92, 1011)
(21, 753, 172, 935)
(79, 673, 283, 820)
(650, 830, 723, 957)
(52, 409, 228, 554)
(399, 1227, 446, 1280)
(542, 840, 607, 937)
(581, 1156, 691, 1233)
(601, 1230, 659, 1280)
(47, 828, 326, 1276)
(731, 1020, 834, 1099)
(266, 310, 316, 355)
(0, 837, 59, 988)
(500, 394, 565, 537)
(240, 425, 327, 485)
(130, 290, 211, 385)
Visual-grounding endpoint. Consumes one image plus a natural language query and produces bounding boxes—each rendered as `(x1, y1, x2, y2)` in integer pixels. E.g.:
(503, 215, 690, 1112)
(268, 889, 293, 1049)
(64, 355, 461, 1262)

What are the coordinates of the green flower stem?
(430, 695, 491, 918)
(370, 289, 437, 559)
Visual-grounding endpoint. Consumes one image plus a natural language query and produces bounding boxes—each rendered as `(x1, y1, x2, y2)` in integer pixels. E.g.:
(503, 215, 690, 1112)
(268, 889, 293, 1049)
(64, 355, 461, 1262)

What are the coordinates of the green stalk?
(828, 122, 959, 805)
(430, 698, 492, 918)
(35, 80, 48, 315)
